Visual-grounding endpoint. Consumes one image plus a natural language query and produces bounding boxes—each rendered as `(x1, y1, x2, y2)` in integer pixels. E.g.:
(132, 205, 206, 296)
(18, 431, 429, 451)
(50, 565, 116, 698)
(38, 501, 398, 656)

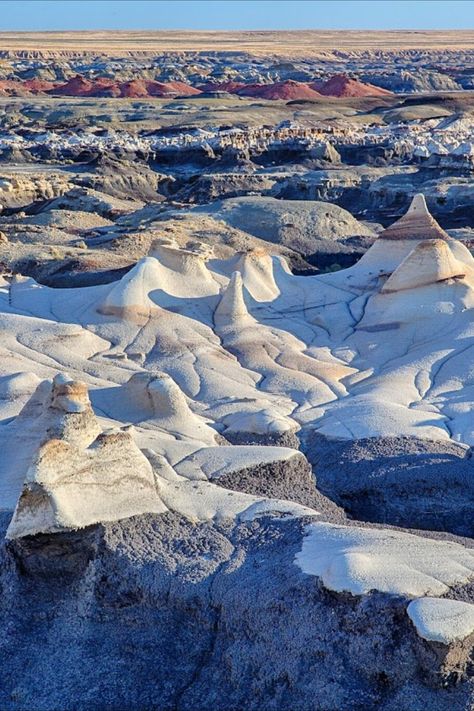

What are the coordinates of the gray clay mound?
(192, 196, 375, 255)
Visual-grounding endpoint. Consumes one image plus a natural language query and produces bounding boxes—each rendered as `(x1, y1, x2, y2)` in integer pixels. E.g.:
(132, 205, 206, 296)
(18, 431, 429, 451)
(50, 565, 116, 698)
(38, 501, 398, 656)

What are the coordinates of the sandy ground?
(1, 30, 474, 56)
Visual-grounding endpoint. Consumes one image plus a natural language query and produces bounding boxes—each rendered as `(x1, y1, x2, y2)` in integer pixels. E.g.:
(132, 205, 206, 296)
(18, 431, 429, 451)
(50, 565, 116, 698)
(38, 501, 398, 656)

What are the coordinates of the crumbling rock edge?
(1, 510, 474, 711)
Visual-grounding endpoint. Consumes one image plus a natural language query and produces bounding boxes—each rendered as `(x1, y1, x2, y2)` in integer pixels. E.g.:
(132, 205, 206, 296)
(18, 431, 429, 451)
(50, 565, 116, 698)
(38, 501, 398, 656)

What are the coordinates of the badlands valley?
(1, 31, 474, 711)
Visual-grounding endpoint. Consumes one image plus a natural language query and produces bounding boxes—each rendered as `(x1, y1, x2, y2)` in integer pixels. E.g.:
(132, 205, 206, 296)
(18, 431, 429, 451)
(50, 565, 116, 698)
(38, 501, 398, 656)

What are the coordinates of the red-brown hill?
(22, 79, 57, 93)
(237, 80, 322, 100)
(313, 74, 392, 97)
(0, 79, 57, 96)
(198, 81, 246, 93)
(50, 75, 202, 98)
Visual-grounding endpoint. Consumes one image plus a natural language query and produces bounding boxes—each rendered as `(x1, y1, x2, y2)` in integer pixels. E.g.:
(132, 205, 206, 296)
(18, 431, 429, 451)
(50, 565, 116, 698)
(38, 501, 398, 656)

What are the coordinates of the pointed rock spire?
(379, 194, 449, 242)
(232, 249, 280, 301)
(214, 271, 251, 326)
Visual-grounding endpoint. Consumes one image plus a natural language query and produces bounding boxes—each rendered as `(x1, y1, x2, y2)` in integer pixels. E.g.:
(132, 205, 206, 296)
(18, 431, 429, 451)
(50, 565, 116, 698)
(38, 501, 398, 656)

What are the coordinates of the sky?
(0, 0, 473, 32)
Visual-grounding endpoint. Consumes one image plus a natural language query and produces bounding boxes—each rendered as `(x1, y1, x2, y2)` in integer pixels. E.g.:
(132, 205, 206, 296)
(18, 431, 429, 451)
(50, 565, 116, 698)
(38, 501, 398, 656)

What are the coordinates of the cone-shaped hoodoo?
(379, 194, 449, 242)
(98, 257, 161, 323)
(382, 239, 466, 293)
(349, 193, 452, 278)
(122, 372, 218, 444)
(214, 271, 252, 326)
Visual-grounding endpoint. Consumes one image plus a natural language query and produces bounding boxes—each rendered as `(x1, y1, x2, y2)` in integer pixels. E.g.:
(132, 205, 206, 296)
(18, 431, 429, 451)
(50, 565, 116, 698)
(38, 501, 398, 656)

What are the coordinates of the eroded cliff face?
(2, 511, 474, 711)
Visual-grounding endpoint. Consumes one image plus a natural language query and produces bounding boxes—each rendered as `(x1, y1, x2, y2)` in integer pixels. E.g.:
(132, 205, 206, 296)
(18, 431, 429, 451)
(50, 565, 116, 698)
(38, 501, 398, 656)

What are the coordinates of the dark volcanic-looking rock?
(306, 434, 474, 537)
(1, 511, 473, 711)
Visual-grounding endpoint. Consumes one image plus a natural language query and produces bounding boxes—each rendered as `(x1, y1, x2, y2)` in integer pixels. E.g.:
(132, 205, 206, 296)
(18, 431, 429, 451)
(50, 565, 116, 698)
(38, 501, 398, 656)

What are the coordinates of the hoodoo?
(6, 427, 165, 539)
(97, 257, 162, 323)
(380, 193, 449, 242)
(382, 238, 468, 292)
(119, 372, 218, 444)
(214, 271, 252, 326)
(228, 249, 281, 301)
(4, 27, 474, 711)
(0, 375, 102, 510)
(148, 239, 221, 297)
(350, 193, 455, 278)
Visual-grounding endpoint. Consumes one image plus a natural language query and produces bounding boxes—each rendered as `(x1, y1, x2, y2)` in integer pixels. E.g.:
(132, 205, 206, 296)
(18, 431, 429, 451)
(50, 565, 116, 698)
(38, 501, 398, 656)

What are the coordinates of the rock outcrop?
(6, 428, 164, 539)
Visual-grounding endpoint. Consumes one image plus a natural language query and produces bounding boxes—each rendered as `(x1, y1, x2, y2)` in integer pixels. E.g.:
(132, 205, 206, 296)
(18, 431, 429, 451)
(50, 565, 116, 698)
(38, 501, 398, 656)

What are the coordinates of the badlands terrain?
(1, 32, 474, 711)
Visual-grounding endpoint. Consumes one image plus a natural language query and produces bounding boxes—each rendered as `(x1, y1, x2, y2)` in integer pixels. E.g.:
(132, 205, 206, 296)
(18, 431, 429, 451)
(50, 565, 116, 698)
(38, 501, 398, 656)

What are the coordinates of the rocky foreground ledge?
(1, 508, 474, 711)
(0, 375, 473, 709)
(0, 195, 474, 709)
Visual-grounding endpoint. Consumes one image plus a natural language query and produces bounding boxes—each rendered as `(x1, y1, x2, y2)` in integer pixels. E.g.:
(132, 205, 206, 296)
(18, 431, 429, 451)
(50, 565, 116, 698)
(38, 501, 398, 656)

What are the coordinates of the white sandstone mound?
(0, 191, 473, 445)
(174, 444, 301, 480)
(95, 372, 218, 445)
(0, 374, 102, 510)
(6, 428, 166, 539)
(382, 239, 468, 293)
(148, 239, 223, 298)
(6, 437, 317, 537)
(344, 193, 454, 280)
(407, 597, 474, 644)
(226, 249, 281, 301)
(295, 522, 474, 597)
(0, 372, 41, 401)
(3, 372, 314, 538)
(221, 408, 298, 438)
(0, 371, 42, 418)
(98, 257, 161, 323)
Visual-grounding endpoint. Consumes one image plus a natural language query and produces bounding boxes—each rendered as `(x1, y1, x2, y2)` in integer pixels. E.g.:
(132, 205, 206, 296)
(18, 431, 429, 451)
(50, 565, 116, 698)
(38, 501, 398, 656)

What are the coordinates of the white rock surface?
(1, 194, 474, 557)
(295, 522, 474, 597)
(407, 597, 474, 644)
(1, 194, 473, 449)
(6, 429, 166, 539)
